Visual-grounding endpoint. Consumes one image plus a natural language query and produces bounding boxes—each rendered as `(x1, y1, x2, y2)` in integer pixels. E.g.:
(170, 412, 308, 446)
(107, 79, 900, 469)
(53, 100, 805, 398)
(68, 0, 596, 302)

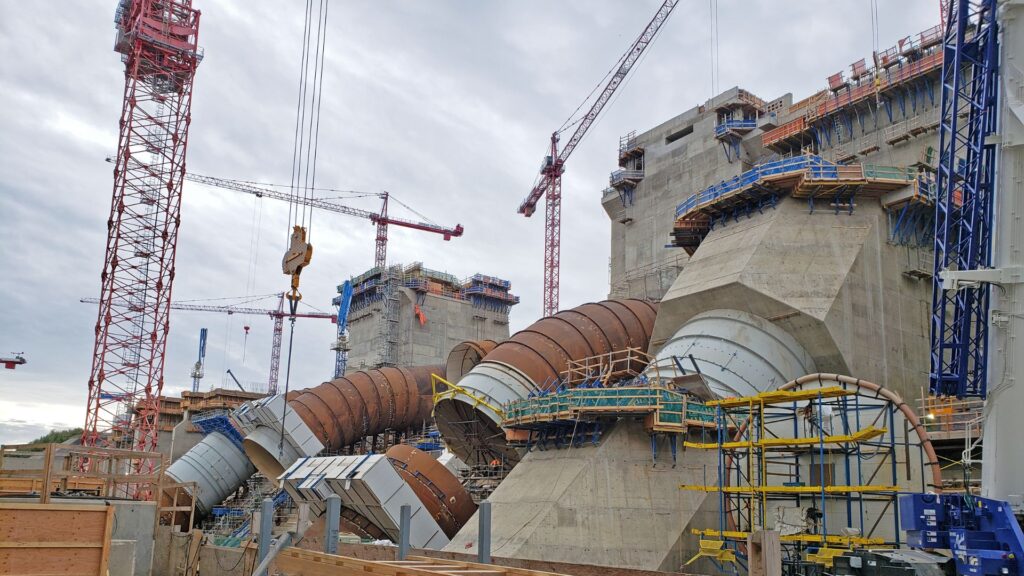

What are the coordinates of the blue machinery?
(905, 3, 1024, 575)
(332, 280, 353, 379)
(929, 0, 1000, 399)
(190, 327, 208, 393)
(902, 494, 1023, 575)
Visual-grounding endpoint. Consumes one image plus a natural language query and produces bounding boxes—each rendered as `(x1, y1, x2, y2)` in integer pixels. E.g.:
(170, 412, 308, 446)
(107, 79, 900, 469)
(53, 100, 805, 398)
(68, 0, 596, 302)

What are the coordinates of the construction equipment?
(903, 2, 1024, 572)
(224, 369, 245, 392)
(929, 0, 1001, 400)
(185, 175, 463, 370)
(1, 353, 26, 370)
(185, 174, 464, 270)
(517, 0, 679, 316)
(190, 328, 207, 392)
(901, 493, 1023, 575)
(84, 0, 202, 454)
(331, 280, 353, 378)
(81, 293, 334, 394)
(282, 225, 314, 312)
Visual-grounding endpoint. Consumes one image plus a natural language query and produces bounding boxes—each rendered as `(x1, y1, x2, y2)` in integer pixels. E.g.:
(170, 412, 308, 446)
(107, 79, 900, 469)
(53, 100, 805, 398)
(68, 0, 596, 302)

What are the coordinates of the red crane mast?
(518, 0, 679, 316)
(83, 0, 202, 454)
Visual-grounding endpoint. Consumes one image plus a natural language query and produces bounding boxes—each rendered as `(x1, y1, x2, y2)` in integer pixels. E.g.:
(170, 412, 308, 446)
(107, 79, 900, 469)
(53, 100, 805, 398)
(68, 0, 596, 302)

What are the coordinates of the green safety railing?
(503, 387, 716, 427)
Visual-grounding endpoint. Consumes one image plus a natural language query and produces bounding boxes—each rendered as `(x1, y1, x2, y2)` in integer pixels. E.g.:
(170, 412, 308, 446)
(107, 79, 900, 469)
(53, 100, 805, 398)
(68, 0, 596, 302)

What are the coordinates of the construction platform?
(672, 154, 917, 253)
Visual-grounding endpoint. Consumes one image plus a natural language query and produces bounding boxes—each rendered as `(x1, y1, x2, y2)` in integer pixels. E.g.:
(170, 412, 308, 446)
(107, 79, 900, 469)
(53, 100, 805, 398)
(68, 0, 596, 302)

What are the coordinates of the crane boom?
(190, 328, 207, 393)
(516, 0, 679, 317)
(82, 294, 334, 394)
(518, 0, 679, 217)
(79, 297, 335, 321)
(186, 173, 464, 240)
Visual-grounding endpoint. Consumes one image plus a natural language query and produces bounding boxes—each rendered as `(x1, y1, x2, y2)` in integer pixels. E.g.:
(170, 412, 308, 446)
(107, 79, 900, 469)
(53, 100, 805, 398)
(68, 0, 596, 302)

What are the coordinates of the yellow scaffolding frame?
(679, 384, 910, 568)
(430, 373, 505, 419)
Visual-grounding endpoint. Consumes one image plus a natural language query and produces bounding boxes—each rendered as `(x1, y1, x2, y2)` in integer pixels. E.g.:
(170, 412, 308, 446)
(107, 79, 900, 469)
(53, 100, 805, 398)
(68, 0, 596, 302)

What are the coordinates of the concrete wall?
(605, 87, 752, 300)
(152, 527, 254, 576)
(347, 288, 510, 371)
(607, 80, 941, 404)
(327, 542, 700, 576)
(169, 419, 202, 463)
(445, 421, 719, 573)
(607, 82, 940, 306)
(651, 198, 931, 402)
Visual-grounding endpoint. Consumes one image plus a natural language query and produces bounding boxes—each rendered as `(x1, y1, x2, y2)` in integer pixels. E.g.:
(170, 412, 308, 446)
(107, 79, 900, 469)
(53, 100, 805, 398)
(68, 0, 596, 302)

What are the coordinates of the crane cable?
(281, 0, 331, 457)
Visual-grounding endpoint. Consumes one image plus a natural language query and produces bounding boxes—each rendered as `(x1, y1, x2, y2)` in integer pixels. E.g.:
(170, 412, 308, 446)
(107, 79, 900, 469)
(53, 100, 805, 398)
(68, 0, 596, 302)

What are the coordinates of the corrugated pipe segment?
(484, 299, 658, 390)
(445, 340, 498, 384)
(289, 365, 441, 450)
(434, 299, 658, 466)
(386, 444, 477, 538)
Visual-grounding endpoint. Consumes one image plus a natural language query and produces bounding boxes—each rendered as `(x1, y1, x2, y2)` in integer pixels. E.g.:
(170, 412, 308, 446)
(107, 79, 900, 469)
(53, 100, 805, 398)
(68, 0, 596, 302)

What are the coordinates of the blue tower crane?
(331, 281, 354, 378)
(190, 328, 208, 393)
(929, 0, 1000, 399)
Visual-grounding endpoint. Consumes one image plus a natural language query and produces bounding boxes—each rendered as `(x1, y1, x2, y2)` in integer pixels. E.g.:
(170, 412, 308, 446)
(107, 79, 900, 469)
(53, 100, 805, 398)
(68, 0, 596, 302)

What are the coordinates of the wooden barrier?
(0, 443, 163, 502)
(0, 502, 114, 576)
(276, 548, 572, 576)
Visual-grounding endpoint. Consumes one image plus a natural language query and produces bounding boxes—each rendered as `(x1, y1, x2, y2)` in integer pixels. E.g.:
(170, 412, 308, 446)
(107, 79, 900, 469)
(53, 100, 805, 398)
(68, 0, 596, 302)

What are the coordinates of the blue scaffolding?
(929, 0, 1000, 398)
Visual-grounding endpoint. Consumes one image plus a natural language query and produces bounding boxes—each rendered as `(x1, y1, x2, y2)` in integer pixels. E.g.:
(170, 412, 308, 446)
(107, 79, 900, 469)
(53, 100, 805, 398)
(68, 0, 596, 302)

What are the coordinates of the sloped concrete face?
(445, 421, 719, 572)
(651, 198, 930, 402)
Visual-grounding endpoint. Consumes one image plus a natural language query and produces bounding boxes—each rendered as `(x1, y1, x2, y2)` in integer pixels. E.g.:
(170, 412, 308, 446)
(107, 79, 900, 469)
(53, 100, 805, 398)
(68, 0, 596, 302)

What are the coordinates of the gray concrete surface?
(445, 421, 719, 572)
(109, 500, 157, 576)
(650, 196, 931, 403)
(607, 82, 939, 404)
(348, 286, 510, 371)
(168, 418, 203, 463)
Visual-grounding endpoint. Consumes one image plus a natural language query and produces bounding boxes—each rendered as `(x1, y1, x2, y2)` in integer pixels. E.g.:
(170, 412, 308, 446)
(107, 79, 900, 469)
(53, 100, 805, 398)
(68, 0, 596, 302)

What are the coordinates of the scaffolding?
(349, 264, 518, 318)
(498, 349, 717, 464)
(679, 385, 928, 572)
(672, 154, 915, 254)
(761, 25, 944, 155)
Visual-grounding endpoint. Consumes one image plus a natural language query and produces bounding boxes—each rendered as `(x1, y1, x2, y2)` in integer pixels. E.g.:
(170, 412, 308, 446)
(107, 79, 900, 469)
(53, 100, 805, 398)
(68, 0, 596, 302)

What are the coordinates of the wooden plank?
(0, 508, 107, 543)
(0, 502, 112, 576)
(407, 556, 569, 576)
(99, 505, 114, 576)
(0, 542, 104, 548)
(747, 530, 782, 576)
(39, 444, 52, 504)
(0, 548, 103, 576)
(0, 502, 110, 512)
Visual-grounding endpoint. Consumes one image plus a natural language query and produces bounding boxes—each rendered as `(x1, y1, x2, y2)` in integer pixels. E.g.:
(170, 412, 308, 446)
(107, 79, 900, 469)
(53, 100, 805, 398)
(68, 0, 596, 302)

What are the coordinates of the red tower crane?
(185, 174, 464, 269)
(82, 294, 334, 395)
(83, 0, 202, 453)
(517, 0, 679, 316)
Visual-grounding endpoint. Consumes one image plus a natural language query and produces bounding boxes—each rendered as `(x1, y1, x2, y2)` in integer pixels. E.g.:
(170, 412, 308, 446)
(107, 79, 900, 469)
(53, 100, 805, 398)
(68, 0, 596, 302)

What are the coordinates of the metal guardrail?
(609, 169, 645, 186)
(675, 154, 830, 218)
(675, 155, 916, 219)
(714, 119, 757, 136)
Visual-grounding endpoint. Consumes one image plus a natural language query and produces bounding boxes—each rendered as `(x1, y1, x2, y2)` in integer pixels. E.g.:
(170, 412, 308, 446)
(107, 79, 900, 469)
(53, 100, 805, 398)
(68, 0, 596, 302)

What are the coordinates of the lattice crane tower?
(83, 0, 202, 451)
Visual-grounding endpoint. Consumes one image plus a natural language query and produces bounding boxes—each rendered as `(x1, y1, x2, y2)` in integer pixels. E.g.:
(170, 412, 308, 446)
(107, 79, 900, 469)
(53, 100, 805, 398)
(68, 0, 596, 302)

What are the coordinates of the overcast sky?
(0, 1, 936, 444)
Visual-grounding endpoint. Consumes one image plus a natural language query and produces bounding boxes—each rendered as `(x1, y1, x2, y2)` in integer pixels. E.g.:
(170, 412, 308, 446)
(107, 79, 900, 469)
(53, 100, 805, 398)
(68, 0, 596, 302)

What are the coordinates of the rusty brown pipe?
(386, 444, 477, 538)
(445, 340, 498, 384)
(434, 299, 658, 466)
(289, 365, 440, 450)
(243, 365, 442, 480)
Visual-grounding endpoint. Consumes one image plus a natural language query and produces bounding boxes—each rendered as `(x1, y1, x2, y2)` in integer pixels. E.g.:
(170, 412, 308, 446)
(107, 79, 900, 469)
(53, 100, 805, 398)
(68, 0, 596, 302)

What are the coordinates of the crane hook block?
(283, 225, 313, 304)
